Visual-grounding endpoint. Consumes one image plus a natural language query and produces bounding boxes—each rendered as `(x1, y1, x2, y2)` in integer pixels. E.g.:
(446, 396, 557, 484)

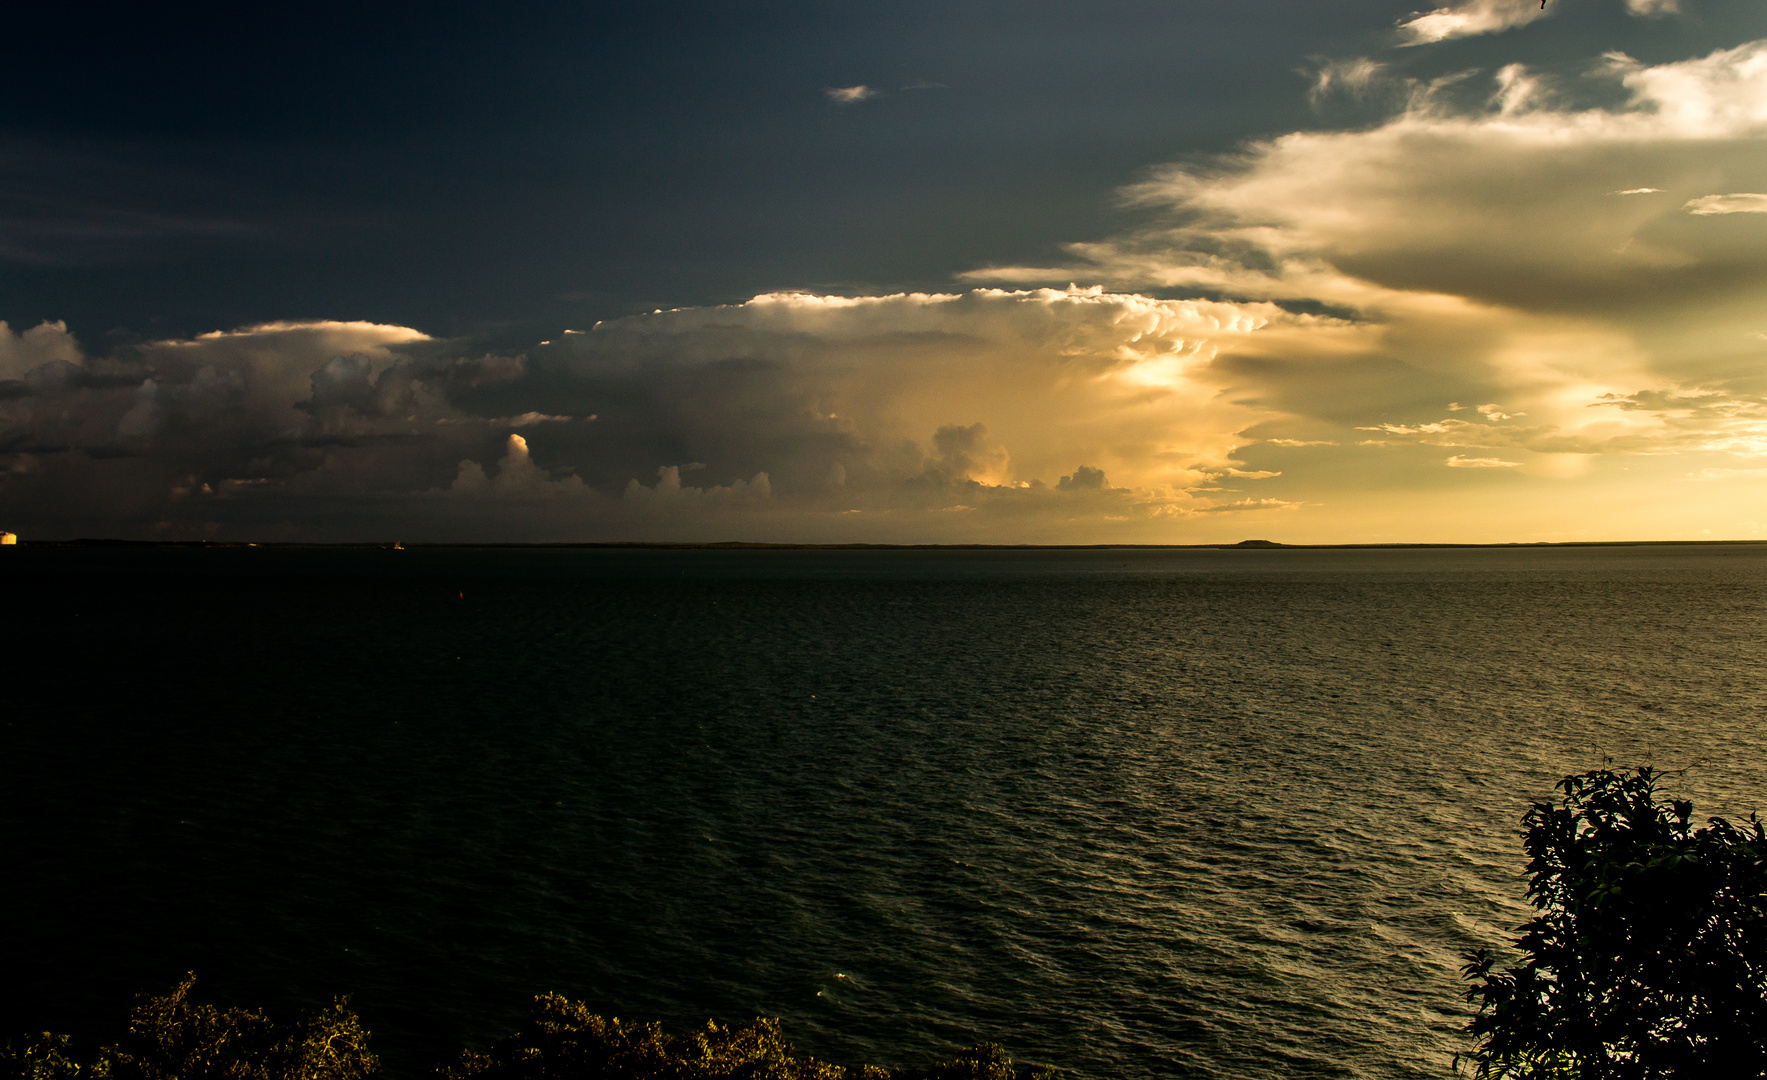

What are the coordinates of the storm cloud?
(0, 290, 1316, 541)
(7, 7, 1767, 543)
(967, 34, 1767, 541)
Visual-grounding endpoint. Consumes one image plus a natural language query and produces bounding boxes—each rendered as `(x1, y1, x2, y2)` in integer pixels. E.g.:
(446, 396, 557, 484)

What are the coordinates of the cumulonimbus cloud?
(10, 35, 1767, 544)
(962, 36, 1767, 537)
(0, 319, 84, 380)
(0, 291, 1319, 542)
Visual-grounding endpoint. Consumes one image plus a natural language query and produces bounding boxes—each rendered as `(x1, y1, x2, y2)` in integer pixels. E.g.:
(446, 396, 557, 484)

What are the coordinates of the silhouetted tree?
(1461, 768, 1767, 1078)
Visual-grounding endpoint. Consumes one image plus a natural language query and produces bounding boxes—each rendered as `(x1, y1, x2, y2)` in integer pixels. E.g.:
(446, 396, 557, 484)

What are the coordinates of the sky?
(4, 0, 1767, 543)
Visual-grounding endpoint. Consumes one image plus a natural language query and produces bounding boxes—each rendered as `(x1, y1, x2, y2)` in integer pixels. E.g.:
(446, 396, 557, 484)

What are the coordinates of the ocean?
(3, 544, 1764, 1079)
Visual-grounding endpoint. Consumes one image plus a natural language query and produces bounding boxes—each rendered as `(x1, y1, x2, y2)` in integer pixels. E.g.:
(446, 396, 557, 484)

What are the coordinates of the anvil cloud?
(966, 36, 1767, 541)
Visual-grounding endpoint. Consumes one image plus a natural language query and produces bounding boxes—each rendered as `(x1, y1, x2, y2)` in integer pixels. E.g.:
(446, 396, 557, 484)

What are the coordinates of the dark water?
(4, 545, 1765, 1079)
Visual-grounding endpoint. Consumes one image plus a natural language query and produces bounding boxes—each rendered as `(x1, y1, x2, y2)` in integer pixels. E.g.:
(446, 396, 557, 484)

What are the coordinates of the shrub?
(0, 1034, 105, 1080)
(110, 975, 377, 1080)
(4, 982, 1050, 1080)
(441, 992, 1050, 1080)
(437, 992, 860, 1080)
(1461, 768, 1767, 1078)
(2, 977, 376, 1080)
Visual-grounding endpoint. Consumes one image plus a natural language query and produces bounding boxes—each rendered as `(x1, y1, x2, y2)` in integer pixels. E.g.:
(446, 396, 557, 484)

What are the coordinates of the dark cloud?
(7, 3, 1767, 542)
(0, 291, 1306, 541)
(1057, 466, 1110, 491)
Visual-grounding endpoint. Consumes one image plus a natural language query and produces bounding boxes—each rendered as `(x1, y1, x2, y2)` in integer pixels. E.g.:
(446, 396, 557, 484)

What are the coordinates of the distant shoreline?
(10, 538, 1767, 551)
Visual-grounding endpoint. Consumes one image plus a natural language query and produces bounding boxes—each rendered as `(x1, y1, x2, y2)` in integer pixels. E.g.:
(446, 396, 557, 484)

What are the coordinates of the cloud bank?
(9, 31, 1767, 543)
(963, 36, 1767, 540)
(0, 291, 1317, 541)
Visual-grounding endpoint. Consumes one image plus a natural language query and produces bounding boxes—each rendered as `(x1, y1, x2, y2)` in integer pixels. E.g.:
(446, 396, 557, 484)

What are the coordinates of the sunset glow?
(4, 1, 1766, 542)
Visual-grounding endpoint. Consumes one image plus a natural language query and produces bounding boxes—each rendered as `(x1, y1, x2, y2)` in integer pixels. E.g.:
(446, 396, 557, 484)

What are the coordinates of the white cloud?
(623, 464, 772, 505)
(825, 85, 878, 104)
(15, 38, 1767, 543)
(1625, 0, 1680, 15)
(965, 39, 1767, 471)
(433, 412, 585, 427)
(1684, 193, 1767, 215)
(1614, 41, 1767, 137)
(1689, 466, 1767, 480)
(1361, 420, 1479, 439)
(1194, 498, 1303, 513)
(190, 320, 431, 346)
(935, 34, 1767, 541)
(1309, 58, 1387, 105)
(1395, 0, 1547, 46)
(450, 434, 586, 497)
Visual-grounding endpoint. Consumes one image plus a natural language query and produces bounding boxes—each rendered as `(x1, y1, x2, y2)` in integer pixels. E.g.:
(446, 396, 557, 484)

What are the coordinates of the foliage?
(5, 983, 1050, 1080)
(0, 1034, 107, 1080)
(437, 993, 863, 1080)
(1461, 768, 1767, 1079)
(109, 975, 377, 1080)
(441, 992, 1051, 1080)
(887, 1042, 1040, 1080)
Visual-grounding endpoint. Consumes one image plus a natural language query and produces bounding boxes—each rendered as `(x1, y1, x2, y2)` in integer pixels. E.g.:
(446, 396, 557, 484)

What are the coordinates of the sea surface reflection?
(4, 545, 1764, 1078)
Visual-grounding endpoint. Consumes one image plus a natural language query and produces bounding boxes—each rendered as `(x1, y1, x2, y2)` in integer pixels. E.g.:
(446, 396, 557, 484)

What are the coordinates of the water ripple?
(3, 545, 1766, 1079)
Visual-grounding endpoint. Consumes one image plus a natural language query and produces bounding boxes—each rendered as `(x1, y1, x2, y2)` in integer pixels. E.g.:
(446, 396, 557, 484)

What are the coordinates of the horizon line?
(8, 538, 1767, 552)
